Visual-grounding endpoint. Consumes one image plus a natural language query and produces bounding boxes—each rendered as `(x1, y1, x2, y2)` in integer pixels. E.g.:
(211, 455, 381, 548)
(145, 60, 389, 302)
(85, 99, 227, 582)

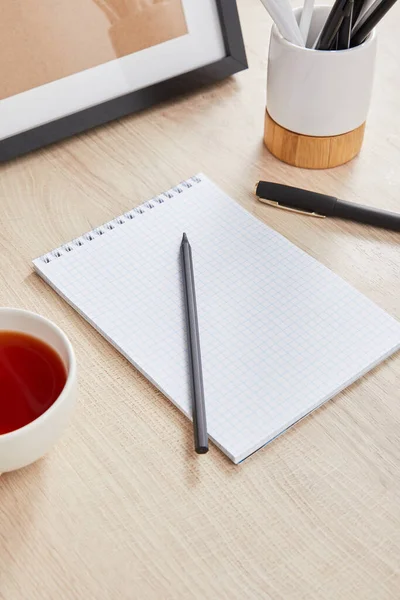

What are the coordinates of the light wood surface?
(264, 112, 366, 168)
(0, 1, 399, 598)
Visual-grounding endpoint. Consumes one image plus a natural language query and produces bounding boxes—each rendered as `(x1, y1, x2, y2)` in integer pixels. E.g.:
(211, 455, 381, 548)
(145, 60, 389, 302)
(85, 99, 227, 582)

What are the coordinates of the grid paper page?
(34, 175, 400, 463)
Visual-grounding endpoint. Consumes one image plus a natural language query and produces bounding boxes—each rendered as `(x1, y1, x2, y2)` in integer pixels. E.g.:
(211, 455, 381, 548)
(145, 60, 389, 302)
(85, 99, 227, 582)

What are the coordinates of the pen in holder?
(264, 5, 377, 169)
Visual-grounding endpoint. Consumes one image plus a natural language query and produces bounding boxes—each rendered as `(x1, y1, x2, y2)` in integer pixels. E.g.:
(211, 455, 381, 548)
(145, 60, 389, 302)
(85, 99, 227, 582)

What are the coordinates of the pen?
(181, 233, 208, 455)
(254, 181, 400, 232)
(352, 0, 367, 24)
(351, 0, 398, 47)
(299, 0, 315, 45)
(337, 0, 354, 49)
(315, 0, 348, 50)
(258, 0, 305, 47)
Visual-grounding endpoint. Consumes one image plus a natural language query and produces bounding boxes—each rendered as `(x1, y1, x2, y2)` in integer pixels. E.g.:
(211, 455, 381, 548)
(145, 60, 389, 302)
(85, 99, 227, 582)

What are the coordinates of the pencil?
(315, 0, 348, 49)
(351, 0, 398, 47)
(352, 0, 367, 24)
(337, 0, 354, 48)
(181, 233, 208, 454)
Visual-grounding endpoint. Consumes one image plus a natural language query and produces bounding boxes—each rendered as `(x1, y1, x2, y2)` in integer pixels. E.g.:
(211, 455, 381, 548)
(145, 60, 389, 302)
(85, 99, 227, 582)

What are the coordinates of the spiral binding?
(39, 175, 202, 264)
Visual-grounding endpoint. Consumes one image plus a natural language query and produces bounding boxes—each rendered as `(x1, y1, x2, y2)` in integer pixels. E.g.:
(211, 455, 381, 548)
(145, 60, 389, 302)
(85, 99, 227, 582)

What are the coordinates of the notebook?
(33, 174, 400, 463)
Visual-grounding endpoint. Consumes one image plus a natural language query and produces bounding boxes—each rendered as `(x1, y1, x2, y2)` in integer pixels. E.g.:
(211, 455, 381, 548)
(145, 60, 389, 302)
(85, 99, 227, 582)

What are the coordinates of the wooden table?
(1, 1, 399, 598)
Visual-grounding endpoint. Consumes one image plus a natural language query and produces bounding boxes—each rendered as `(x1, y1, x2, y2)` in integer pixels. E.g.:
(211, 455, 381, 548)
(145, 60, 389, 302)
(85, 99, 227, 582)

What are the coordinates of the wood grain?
(264, 111, 366, 169)
(0, 1, 400, 598)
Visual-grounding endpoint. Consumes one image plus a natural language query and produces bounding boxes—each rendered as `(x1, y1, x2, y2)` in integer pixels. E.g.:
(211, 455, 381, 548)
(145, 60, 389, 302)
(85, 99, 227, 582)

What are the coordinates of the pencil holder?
(264, 6, 377, 169)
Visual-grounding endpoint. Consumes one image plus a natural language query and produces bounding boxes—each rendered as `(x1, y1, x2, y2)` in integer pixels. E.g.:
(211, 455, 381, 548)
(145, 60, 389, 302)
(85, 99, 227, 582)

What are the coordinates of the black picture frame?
(0, 0, 247, 163)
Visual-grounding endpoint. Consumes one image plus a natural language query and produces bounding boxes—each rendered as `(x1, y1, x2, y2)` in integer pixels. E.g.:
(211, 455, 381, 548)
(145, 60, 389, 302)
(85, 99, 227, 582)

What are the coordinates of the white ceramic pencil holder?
(264, 5, 377, 169)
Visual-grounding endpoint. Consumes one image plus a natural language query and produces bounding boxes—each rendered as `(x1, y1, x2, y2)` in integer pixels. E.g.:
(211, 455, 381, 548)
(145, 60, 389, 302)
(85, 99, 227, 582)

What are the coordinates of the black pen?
(315, 0, 348, 50)
(254, 181, 400, 232)
(337, 0, 355, 49)
(181, 233, 208, 454)
(352, 0, 367, 24)
(351, 0, 399, 46)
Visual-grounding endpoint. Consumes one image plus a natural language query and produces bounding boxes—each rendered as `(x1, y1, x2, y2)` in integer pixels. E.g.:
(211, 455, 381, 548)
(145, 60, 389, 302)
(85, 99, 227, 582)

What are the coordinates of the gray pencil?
(180, 233, 208, 454)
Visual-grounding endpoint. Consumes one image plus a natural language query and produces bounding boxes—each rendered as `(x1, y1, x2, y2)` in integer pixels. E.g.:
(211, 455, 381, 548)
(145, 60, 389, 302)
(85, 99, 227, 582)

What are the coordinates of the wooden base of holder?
(264, 112, 366, 169)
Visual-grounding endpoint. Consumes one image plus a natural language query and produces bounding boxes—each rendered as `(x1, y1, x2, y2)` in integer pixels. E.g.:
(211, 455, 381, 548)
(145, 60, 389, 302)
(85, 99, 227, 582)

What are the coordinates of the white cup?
(0, 308, 77, 473)
(267, 5, 377, 137)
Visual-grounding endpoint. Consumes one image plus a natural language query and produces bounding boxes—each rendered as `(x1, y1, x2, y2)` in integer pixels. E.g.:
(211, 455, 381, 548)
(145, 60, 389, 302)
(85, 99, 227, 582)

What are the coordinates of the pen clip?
(256, 197, 325, 219)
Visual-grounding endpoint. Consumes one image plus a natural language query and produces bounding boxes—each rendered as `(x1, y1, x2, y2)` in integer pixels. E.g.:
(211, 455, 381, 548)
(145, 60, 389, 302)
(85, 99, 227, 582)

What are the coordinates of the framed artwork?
(0, 0, 247, 162)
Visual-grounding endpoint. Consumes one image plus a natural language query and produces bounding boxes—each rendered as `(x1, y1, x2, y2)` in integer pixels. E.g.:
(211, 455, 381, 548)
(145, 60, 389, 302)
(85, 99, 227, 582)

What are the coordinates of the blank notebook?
(33, 174, 400, 463)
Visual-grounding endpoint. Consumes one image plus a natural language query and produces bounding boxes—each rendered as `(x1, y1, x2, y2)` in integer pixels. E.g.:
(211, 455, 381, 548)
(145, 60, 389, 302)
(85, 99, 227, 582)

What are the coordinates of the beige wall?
(0, 0, 187, 100)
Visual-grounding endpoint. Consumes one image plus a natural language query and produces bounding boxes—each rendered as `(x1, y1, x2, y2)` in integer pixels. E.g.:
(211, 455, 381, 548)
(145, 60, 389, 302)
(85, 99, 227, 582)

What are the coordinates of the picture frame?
(0, 0, 247, 163)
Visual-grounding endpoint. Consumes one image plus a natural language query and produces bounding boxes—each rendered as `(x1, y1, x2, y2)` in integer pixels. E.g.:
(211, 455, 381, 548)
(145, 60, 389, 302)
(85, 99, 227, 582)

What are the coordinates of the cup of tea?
(0, 308, 77, 473)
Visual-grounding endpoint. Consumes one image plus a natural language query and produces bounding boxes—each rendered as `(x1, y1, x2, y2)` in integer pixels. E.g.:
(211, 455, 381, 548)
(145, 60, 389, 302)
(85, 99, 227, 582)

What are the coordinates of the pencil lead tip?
(182, 232, 188, 243)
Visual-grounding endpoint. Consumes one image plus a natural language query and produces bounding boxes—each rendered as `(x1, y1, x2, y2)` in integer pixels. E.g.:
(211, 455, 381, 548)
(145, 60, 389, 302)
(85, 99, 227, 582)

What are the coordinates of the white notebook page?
(34, 175, 400, 463)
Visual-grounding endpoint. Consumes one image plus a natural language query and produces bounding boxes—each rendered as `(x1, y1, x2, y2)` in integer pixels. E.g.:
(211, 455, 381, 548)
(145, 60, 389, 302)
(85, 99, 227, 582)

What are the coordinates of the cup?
(264, 5, 377, 169)
(0, 308, 77, 473)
